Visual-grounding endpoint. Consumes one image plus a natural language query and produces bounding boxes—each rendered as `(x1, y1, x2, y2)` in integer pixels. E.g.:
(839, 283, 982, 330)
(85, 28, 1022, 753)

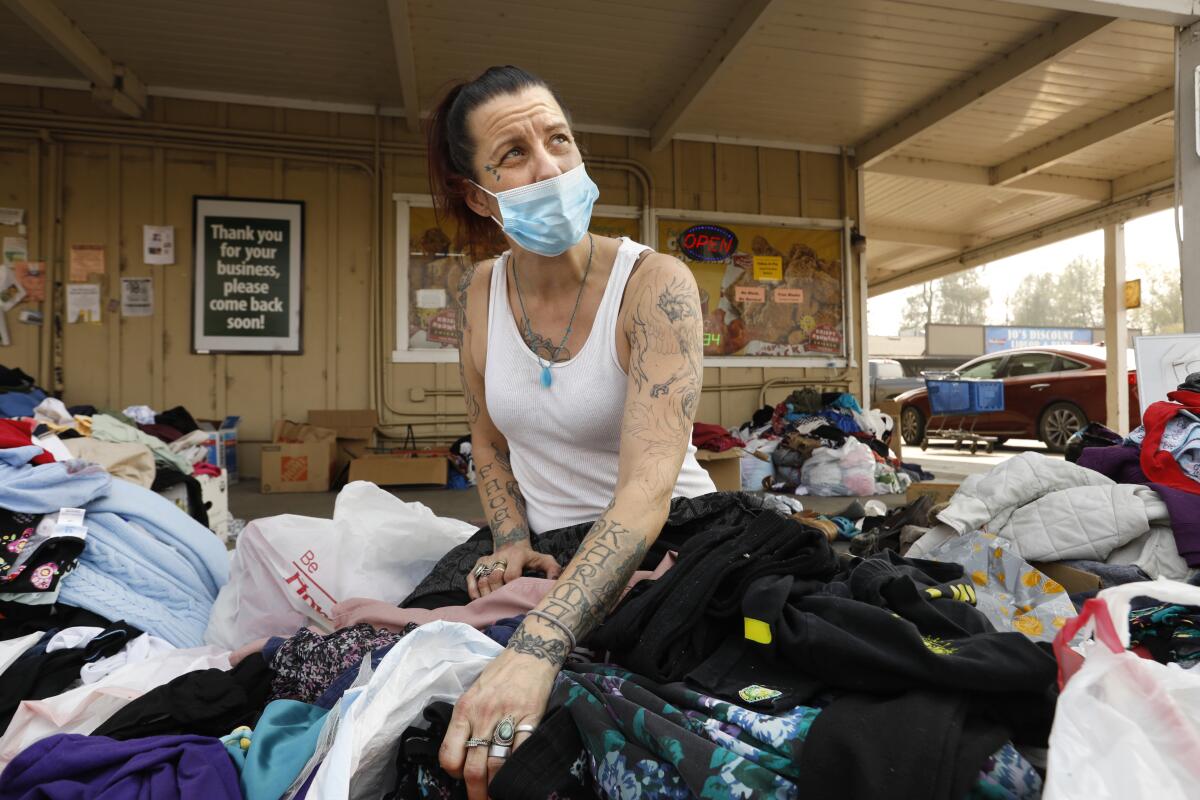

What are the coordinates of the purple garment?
(1077, 445, 1200, 567)
(0, 733, 241, 799)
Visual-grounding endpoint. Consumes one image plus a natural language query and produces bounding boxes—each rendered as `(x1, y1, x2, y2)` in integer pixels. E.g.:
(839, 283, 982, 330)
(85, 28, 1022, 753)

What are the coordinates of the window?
(958, 357, 1004, 379)
(657, 216, 848, 363)
(1003, 352, 1056, 378)
(872, 360, 904, 380)
(1055, 356, 1090, 372)
(393, 196, 641, 362)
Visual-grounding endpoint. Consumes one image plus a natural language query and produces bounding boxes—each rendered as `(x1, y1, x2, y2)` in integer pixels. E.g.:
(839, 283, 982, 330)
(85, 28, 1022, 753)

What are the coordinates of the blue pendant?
(540, 365, 553, 388)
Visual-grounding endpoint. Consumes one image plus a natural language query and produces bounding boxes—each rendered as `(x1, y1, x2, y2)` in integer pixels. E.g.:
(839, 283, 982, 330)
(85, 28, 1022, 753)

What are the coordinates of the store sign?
(193, 197, 304, 353)
(677, 224, 738, 262)
(984, 326, 1092, 353)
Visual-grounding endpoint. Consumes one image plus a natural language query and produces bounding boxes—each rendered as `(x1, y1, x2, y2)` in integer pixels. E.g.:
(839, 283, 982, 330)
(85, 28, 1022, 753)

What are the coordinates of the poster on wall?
(121, 277, 154, 317)
(402, 205, 639, 352)
(193, 197, 303, 354)
(657, 219, 845, 359)
(13, 262, 44, 303)
(143, 225, 176, 265)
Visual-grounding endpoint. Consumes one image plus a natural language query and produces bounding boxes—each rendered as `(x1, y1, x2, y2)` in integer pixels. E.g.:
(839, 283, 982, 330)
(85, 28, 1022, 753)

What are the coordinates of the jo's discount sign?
(193, 197, 303, 353)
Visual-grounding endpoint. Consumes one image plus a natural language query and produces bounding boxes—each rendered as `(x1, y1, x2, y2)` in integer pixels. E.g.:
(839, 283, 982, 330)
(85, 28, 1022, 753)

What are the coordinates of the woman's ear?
(462, 178, 494, 220)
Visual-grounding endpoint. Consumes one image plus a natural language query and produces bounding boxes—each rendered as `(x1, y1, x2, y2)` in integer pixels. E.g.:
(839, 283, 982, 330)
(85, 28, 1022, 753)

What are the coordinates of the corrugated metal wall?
(0, 84, 862, 476)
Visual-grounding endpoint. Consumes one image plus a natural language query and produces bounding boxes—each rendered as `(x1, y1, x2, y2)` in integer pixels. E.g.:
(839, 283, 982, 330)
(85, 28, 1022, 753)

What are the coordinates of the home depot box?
(260, 421, 338, 494)
(308, 409, 378, 480)
(348, 452, 448, 487)
(695, 448, 743, 493)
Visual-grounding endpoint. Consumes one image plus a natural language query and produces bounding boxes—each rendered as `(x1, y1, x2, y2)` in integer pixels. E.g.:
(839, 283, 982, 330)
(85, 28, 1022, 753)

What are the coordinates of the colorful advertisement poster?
(658, 220, 845, 358)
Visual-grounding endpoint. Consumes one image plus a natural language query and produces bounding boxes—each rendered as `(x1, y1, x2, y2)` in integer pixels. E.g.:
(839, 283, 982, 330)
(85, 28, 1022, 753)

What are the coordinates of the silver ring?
(490, 559, 508, 572)
(488, 743, 511, 759)
(472, 563, 492, 580)
(465, 737, 490, 748)
(492, 714, 516, 746)
(515, 724, 537, 734)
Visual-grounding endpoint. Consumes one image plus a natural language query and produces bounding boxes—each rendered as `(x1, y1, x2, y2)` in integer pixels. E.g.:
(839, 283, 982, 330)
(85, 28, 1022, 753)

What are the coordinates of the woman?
(411, 65, 716, 797)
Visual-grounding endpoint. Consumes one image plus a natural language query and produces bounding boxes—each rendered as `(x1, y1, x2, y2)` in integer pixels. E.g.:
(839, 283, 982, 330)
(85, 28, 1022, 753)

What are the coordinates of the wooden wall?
(0, 84, 862, 476)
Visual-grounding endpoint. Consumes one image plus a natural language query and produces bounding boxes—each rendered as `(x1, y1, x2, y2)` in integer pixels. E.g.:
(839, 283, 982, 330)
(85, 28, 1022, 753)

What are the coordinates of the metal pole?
(1178, 23, 1200, 331)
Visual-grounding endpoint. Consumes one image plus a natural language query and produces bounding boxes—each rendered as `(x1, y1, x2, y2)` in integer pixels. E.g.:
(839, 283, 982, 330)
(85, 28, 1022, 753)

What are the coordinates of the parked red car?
(896, 345, 1139, 453)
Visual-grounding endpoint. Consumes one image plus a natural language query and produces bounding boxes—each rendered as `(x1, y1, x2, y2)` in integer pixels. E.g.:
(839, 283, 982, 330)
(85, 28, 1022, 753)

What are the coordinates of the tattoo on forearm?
(537, 509, 647, 637)
(478, 458, 530, 548)
(507, 628, 568, 667)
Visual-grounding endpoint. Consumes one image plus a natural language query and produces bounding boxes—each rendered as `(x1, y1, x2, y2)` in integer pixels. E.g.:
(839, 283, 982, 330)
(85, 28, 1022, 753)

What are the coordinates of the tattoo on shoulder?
(507, 628, 568, 667)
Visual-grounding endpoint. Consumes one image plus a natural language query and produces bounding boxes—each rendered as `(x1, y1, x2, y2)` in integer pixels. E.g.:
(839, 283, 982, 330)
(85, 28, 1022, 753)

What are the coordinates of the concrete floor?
(230, 480, 486, 525)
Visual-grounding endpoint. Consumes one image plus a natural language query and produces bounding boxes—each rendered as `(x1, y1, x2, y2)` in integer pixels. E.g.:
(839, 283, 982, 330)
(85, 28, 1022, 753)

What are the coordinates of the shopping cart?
(920, 378, 1005, 454)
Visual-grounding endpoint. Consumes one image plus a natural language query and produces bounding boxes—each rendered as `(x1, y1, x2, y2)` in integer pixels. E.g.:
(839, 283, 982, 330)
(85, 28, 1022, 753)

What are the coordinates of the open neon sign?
(678, 224, 738, 262)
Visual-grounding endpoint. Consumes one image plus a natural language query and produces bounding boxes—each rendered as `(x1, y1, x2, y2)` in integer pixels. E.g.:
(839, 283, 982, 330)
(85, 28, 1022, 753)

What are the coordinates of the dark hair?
(426, 66, 572, 261)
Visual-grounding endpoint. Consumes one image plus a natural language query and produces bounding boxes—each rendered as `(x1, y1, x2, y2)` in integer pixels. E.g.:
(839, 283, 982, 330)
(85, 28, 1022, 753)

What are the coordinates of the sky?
(866, 208, 1182, 335)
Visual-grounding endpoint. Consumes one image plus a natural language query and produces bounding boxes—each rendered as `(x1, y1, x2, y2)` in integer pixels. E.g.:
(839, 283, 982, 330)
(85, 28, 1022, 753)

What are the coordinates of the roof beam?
(1112, 160, 1173, 198)
(869, 156, 1112, 201)
(868, 184, 1174, 296)
(0, 0, 145, 117)
(385, 0, 420, 133)
(870, 226, 983, 250)
(648, 0, 776, 152)
(991, 89, 1173, 185)
(854, 13, 1116, 168)
(993, 0, 1200, 27)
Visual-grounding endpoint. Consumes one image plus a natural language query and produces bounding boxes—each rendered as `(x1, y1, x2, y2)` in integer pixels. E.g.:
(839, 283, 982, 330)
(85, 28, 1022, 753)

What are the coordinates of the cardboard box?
(906, 480, 960, 505)
(1030, 562, 1103, 594)
(308, 409, 378, 442)
(308, 409, 378, 481)
(348, 453, 448, 487)
(695, 448, 743, 493)
(876, 399, 903, 463)
(260, 421, 338, 493)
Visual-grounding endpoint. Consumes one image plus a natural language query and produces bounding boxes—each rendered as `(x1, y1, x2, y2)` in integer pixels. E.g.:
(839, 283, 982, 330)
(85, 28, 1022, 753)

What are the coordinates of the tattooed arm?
(441, 255, 704, 792)
(509, 254, 703, 660)
(458, 260, 562, 599)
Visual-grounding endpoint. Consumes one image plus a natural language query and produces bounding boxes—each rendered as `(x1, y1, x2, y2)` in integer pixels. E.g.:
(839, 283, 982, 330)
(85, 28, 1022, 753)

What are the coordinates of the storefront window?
(395, 199, 640, 358)
(657, 219, 846, 359)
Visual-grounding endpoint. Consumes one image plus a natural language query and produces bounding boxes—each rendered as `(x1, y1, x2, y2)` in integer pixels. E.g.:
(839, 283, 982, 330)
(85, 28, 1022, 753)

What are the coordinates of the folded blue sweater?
(0, 449, 229, 646)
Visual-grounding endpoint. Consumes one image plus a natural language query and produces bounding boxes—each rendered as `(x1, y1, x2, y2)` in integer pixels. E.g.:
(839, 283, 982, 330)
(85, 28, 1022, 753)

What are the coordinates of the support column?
(1104, 223, 1129, 433)
(1178, 23, 1200, 331)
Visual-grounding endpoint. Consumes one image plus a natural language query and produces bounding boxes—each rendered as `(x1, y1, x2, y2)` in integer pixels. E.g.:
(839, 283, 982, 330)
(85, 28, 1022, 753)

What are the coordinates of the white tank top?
(484, 238, 716, 533)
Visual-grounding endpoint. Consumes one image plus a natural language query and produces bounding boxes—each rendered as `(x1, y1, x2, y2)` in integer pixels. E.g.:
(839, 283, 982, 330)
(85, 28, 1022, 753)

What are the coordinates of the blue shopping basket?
(927, 379, 1005, 415)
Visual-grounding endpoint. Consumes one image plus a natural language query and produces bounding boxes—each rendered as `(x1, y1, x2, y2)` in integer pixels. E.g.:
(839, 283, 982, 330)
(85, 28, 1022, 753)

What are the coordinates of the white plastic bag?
(740, 437, 777, 491)
(1044, 579, 1200, 800)
(798, 438, 876, 496)
(206, 481, 475, 649)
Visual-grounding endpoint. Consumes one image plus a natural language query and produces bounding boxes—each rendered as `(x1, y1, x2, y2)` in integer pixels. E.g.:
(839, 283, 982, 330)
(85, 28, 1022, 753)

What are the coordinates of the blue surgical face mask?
(472, 163, 599, 257)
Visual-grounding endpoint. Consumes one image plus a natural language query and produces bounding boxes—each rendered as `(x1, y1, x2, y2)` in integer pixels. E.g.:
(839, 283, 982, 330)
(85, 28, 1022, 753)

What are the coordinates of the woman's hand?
(331, 597, 412, 632)
(439, 645, 559, 799)
(468, 541, 562, 599)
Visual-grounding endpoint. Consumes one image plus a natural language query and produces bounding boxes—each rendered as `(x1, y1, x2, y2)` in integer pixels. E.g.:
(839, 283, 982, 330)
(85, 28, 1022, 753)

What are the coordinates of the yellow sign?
(1124, 279, 1141, 310)
(753, 255, 783, 281)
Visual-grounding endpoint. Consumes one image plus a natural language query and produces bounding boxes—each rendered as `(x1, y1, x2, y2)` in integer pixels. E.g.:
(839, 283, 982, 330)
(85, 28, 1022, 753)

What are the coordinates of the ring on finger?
(490, 559, 508, 571)
(515, 724, 537, 734)
(472, 563, 492, 579)
(492, 714, 516, 747)
(465, 737, 491, 748)
(488, 743, 511, 759)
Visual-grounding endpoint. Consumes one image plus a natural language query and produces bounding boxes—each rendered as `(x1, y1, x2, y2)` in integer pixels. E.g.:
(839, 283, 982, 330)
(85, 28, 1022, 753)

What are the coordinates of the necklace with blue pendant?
(512, 235, 595, 388)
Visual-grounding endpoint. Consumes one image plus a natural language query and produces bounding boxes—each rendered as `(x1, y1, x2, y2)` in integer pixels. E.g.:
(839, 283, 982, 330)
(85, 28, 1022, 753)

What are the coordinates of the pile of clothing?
(0, 485, 1064, 799)
(718, 388, 927, 496)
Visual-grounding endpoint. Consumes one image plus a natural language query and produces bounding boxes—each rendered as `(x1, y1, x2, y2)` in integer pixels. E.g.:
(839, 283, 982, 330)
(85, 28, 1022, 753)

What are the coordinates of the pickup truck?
(870, 359, 925, 406)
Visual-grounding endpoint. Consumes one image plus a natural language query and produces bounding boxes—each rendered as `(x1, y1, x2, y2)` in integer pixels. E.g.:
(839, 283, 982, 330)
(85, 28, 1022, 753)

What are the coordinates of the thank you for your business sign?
(193, 197, 304, 353)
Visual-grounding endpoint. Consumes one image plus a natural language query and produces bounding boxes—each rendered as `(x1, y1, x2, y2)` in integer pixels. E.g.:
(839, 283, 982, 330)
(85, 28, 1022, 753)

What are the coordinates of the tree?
(900, 282, 935, 334)
(1129, 264, 1184, 335)
(936, 271, 990, 325)
(1009, 257, 1102, 327)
